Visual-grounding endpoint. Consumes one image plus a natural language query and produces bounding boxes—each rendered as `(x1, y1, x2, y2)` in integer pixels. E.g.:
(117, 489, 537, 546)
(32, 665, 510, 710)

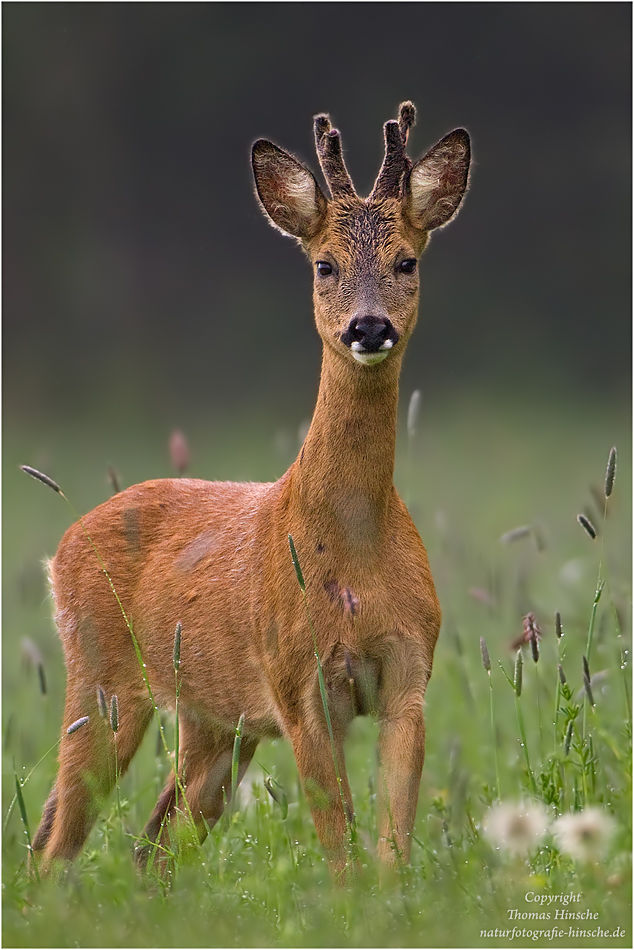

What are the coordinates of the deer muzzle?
(341, 315, 400, 365)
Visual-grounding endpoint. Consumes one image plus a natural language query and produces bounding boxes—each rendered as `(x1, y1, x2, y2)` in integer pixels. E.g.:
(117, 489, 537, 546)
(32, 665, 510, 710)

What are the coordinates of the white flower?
(483, 801, 550, 855)
(553, 808, 616, 862)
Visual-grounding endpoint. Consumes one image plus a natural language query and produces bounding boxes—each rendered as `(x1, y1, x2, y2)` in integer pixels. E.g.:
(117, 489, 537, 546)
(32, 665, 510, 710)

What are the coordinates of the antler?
(370, 101, 416, 201)
(314, 114, 356, 199)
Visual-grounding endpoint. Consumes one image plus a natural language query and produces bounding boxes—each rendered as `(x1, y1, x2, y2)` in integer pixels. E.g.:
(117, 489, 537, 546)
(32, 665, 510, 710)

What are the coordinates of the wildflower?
(553, 808, 616, 862)
(483, 801, 549, 855)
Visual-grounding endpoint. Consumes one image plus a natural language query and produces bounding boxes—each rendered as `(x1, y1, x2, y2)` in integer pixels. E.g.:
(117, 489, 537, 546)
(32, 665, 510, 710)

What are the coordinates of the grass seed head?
(407, 389, 421, 439)
(96, 686, 108, 719)
(577, 513, 597, 540)
(553, 808, 616, 862)
(37, 663, 47, 695)
(20, 465, 61, 494)
(582, 654, 591, 681)
(564, 719, 574, 755)
(110, 694, 119, 734)
(108, 465, 121, 495)
(604, 446, 617, 498)
(555, 611, 563, 639)
(480, 637, 491, 672)
(582, 657, 595, 706)
(530, 635, 539, 664)
(173, 621, 182, 672)
(67, 716, 90, 735)
(522, 613, 541, 663)
(513, 648, 523, 696)
(499, 525, 531, 545)
(557, 664, 567, 686)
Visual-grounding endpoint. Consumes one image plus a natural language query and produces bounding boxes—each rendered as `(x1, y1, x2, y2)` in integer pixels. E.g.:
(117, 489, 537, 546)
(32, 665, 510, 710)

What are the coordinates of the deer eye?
(316, 261, 332, 277)
(397, 258, 417, 274)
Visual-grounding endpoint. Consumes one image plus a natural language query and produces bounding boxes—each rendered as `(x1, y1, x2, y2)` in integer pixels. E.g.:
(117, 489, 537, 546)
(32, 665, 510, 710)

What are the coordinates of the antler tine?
(313, 113, 356, 199)
(370, 119, 407, 201)
(370, 101, 417, 201)
(398, 100, 416, 147)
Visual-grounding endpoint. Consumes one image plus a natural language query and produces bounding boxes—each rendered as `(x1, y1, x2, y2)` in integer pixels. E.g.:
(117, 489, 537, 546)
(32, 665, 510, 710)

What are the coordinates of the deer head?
(252, 102, 470, 371)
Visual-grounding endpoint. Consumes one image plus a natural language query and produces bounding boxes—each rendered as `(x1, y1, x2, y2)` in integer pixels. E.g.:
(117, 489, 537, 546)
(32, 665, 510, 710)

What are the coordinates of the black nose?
(341, 315, 399, 352)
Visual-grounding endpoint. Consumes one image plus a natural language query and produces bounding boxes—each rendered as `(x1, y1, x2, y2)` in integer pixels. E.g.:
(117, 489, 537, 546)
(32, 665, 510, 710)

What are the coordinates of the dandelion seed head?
(483, 801, 550, 855)
(553, 808, 616, 862)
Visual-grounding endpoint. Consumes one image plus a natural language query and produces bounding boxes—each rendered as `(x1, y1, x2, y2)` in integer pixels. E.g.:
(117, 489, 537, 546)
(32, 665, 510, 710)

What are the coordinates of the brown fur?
(33, 104, 470, 879)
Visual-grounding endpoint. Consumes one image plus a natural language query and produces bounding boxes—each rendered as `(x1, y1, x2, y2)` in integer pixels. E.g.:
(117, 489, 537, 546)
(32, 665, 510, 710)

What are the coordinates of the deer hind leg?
(136, 715, 258, 872)
(34, 681, 153, 877)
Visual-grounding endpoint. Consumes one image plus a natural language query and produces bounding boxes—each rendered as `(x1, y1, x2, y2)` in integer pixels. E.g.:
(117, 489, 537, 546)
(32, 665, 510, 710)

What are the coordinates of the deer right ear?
(252, 140, 328, 241)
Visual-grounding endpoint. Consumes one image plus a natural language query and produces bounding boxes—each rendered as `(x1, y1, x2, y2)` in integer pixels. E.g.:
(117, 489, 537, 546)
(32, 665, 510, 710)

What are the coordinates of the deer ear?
(252, 140, 328, 240)
(405, 128, 470, 232)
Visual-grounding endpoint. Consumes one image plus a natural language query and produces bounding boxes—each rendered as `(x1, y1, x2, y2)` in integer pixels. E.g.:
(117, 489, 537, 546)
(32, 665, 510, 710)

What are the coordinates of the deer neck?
(289, 345, 401, 555)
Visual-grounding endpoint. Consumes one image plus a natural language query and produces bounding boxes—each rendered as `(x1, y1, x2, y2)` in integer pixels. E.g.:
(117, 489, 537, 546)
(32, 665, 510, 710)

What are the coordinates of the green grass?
(3, 394, 631, 947)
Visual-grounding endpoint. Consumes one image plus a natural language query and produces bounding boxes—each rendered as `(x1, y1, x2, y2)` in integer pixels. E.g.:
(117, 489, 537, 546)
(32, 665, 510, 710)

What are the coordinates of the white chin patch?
(350, 339, 393, 365)
(351, 350, 390, 365)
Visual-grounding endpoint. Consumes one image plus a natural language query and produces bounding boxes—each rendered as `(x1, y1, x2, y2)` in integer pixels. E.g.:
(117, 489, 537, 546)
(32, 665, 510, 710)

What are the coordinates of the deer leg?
(376, 703, 426, 869)
(288, 712, 355, 880)
(34, 684, 152, 877)
(136, 716, 258, 871)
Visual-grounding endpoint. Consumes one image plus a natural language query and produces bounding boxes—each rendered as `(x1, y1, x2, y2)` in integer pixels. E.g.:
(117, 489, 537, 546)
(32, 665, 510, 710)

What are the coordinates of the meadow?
(2, 391, 631, 948)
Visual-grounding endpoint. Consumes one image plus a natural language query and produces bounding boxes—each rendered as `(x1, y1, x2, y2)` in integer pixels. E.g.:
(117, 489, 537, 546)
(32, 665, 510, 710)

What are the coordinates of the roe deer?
(31, 102, 470, 879)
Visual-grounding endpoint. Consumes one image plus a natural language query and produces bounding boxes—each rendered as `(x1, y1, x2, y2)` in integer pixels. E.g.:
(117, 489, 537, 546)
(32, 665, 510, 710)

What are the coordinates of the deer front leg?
(376, 704, 425, 868)
(288, 721, 355, 880)
(375, 637, 432, 870)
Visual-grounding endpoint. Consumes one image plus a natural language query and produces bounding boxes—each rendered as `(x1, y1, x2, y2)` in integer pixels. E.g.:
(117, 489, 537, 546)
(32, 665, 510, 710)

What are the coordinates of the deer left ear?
(252, 140, 328, 240)
(405, 128, 470, 232)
